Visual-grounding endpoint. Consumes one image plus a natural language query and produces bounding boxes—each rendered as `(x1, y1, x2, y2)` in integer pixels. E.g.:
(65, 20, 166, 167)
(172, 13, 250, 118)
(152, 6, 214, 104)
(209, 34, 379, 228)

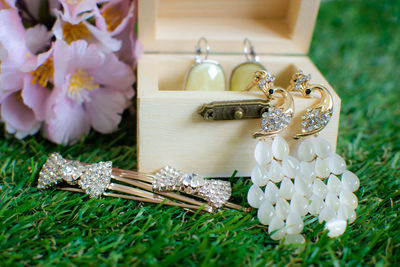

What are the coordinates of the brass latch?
(198, 99, 271, 121)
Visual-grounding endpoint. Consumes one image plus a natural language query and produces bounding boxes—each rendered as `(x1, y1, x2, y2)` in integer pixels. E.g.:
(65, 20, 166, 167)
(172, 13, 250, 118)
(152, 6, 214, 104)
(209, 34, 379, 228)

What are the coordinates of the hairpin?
(38, 153, 245, 212)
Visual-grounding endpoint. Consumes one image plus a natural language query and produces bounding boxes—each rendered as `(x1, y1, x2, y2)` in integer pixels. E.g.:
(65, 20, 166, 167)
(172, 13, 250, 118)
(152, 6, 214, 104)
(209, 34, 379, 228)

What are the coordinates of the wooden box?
(137, 0, 340, 177)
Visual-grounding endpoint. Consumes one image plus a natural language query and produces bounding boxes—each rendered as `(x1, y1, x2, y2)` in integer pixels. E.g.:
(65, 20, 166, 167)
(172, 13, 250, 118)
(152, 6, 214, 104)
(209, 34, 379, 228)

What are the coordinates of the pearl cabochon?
(248, 136, 360, 243)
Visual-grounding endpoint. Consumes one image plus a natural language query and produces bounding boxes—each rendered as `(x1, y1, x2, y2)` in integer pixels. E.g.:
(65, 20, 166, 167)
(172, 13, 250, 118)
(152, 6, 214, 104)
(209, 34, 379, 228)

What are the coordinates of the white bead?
(313, 179, 328, 199)
(268, 160, 283, 183)
(254, 140, 272, 165)
(294, 173, 312, 197)
(271, 135, 289, 160)
(326, 219, 347, 238)
(275, 198, 290, 220)
(284, 234, 306, 244)
(268, 216, 286, 240)
(308, 194, 324, 215)
(348, 209, 357, 224)
(286, 211, 304, 235)
(327, 174, 342, 195)
(290, 193, 308, 216)
(297, 139, 315, 162)
(265, 182, 280, 204)
(257, 200, 276, 225)
(247, 185, 265, 208)
(251, 164, 269, 187)
(313, 137, 332, 159)
(279, 177, 294, 200)
(339, 190, 358, 209)
(315, 158, 330, 178)
(325, 192, 340, 211)
(299, 161, 316, 180)
(319, 205, 336, 223)
(328, 153, 346, 175)
(282, 155, 300, 178)
(337, 204, 353, 221)
(341, 170, 360, 192)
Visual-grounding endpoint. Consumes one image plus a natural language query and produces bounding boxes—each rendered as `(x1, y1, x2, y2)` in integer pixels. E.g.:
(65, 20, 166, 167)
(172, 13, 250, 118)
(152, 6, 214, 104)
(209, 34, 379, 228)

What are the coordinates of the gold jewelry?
(184, 37, 226, 91)
(287, 71, 333, 139)
(245, 70, 294, 138)
(230, 38, 265, 91)
(38, 153, 245, 212)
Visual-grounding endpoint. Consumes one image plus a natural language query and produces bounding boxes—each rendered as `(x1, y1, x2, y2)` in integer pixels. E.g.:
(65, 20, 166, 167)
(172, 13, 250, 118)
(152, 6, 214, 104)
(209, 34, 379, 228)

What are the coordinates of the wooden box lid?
(138, 0, 320, 55)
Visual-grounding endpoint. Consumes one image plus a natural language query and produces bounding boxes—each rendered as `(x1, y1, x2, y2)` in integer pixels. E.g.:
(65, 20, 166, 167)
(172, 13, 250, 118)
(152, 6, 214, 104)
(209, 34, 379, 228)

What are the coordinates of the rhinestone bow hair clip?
(38, 153, 244, 212)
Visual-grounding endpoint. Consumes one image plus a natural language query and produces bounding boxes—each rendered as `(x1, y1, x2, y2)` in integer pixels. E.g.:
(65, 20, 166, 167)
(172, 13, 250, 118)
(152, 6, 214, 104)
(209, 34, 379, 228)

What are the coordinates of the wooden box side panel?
(138, 0, 320, 54)
(137, 55, 340, 177)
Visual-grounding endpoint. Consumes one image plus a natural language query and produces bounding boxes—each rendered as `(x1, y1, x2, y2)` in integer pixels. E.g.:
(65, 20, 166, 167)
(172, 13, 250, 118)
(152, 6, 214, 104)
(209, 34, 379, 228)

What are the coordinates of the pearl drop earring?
(287, 71, 360, 238)
(245, 70, 309, 243)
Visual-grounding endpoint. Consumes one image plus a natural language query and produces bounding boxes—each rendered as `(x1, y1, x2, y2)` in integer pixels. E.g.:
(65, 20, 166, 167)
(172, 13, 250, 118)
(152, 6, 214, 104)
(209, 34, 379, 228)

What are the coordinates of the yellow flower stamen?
(62, 22, 91, 44)
(102, 6, 123, 32)
(65, 0, 82, 5)
(67, 69, 99, 100)
(31, 57, 54, 87)
(0, 0, 10, 9)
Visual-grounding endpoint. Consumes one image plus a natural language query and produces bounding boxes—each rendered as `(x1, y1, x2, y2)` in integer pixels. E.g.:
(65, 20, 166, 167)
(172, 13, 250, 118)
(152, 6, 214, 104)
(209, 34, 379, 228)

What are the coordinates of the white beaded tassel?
(296, 136, 360, 238)
(249, 137, 308, 243)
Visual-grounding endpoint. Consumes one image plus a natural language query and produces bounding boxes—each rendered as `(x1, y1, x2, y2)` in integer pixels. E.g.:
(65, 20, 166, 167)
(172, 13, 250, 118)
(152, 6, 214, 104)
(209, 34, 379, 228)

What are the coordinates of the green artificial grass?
(1, 0, 400, 265)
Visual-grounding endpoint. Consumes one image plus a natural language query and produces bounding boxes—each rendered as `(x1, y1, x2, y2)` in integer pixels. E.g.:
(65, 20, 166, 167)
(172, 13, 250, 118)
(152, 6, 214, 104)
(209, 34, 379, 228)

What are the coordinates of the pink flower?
(94, 0, 141, 66)
(52, 7, 121, 53)
(45, 40, 134, 144)
(0, 9, 52, 138)
(1, 76, 51, 139)
(95, 0, 135, 36)
(0, 0, 16, 10)
(58, 0, 107, 24)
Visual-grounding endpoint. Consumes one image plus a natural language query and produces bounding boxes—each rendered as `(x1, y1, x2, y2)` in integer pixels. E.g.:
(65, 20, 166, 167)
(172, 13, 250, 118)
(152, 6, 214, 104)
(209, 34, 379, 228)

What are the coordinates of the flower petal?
(1, 91, 40, 133)
(22, 75, 51, 120)
(90, 52, 135, 92)
(45, 93, 90, 145)
(25, 24, 52, 54)
(85, 88, 126, 133)
(0, 9, 28, 64)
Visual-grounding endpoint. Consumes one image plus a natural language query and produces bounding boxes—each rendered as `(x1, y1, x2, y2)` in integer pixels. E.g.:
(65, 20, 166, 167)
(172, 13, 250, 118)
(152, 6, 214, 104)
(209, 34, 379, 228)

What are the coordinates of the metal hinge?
(198, 99, 271, 121)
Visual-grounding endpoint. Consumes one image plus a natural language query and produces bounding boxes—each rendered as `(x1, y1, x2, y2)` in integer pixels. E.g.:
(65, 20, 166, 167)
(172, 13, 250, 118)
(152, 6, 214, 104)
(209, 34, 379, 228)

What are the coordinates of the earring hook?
(243, 38, 258, 62)
(195, 37, 210, 63)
